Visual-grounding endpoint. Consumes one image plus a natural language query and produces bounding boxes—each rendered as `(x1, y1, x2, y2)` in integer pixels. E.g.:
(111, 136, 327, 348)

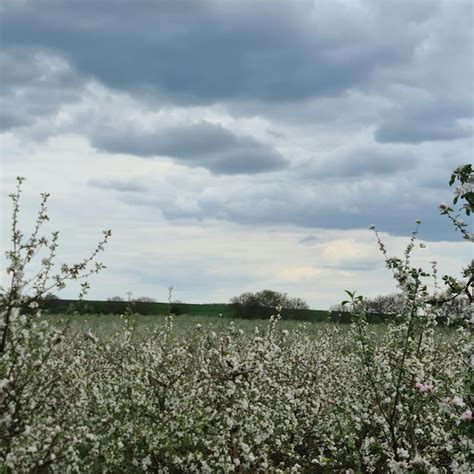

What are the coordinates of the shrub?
(169, 303, 186, 316)
(0, 177, 111, 470)
(339, 164, 472, 470)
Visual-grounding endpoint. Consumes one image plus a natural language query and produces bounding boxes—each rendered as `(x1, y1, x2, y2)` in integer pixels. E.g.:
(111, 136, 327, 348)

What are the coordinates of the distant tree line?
(107, 296, 156, 303)
(330, 293, 405, 315)
(330, 291, 470, 323)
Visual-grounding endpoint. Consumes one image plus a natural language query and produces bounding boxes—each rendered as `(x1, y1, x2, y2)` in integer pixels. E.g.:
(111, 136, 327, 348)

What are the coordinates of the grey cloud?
(323, 261, 381, 272)
(0, 109, 33, 130)
(100, 172, 458, 241)
(375, 102, 472, 144)
(0, 1, 421, 105)
(372, 1, 473, 144)
(0, 49, 83, 130)
(306, 148, 417, 178)
(1, 1, 471, 145)
(266, 129, 285, 139)
(1, 0, 472, 244)
(299, 234, 320, 245)
(90, 121, 287, 175)
(88, 179, 147, 193)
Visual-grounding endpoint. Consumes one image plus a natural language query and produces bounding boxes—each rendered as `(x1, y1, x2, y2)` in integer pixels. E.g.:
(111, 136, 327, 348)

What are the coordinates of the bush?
(339, 164, 472, 470)
(169, 302, 186, 316)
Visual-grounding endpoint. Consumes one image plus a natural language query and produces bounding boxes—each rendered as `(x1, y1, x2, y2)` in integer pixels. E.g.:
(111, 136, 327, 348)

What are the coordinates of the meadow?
(42, 311, 450, 341)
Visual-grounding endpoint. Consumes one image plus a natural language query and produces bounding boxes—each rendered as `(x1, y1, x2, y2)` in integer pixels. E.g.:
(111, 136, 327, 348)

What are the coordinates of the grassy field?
(44, 312, 340, 338)
(44, 311, 456, 342)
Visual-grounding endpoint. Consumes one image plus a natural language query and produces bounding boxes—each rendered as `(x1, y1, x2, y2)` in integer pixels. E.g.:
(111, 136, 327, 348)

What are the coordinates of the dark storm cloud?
(0, 0, 418, 104)
(90, 121, 287, 175)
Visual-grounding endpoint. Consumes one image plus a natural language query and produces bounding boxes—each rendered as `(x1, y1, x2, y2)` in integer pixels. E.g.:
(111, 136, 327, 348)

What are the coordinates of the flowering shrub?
(0, 168, 472, 472)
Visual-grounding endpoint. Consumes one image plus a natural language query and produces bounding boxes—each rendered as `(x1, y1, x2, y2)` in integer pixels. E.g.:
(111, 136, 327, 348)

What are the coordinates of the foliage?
(134, 296, 157, 303)
(331, 291, 470, 325)
(331, 293, 405, 315)
(230, 290, 309, 319)
(169, 303, 186, 316)
(339, 163, 473, 471)
(107, 296, 125, 302)
(439, 163, 474, 241)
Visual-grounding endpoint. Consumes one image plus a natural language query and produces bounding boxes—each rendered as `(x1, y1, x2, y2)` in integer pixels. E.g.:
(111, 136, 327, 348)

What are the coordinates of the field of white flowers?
(1, 166, 472, 472)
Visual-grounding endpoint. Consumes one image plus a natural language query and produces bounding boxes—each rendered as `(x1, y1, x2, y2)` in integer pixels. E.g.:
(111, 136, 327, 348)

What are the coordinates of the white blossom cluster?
(0, 307, 472, 472)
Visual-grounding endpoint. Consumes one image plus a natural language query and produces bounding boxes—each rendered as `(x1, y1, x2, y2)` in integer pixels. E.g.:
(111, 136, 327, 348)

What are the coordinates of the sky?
(0, 0, 472, 308)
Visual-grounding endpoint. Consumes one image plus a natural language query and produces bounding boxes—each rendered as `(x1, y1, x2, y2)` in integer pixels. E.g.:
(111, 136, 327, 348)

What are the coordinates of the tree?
(330, 293, 405, 315)
(134, 296, 156, 303)
(230, 290, 308, 319)
(286, 297, 309, 310)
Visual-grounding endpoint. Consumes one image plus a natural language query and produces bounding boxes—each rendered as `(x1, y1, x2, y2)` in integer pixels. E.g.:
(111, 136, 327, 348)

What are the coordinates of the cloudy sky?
(0, 0, 472, 308)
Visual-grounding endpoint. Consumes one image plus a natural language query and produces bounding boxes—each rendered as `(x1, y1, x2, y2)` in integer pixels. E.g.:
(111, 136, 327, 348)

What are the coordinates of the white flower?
(452, 396, 465, 407)
(415, 382, 433, 394)
(397, 448, 409, 459)
(460, 410, 472, 422)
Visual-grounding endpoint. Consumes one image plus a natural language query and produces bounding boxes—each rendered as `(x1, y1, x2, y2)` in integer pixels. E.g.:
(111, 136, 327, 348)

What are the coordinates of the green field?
(40, 298, 396, 324)
(44, 311, 455, 343)
(43, 312, 339, 340)
(41, 298, 328, 320)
